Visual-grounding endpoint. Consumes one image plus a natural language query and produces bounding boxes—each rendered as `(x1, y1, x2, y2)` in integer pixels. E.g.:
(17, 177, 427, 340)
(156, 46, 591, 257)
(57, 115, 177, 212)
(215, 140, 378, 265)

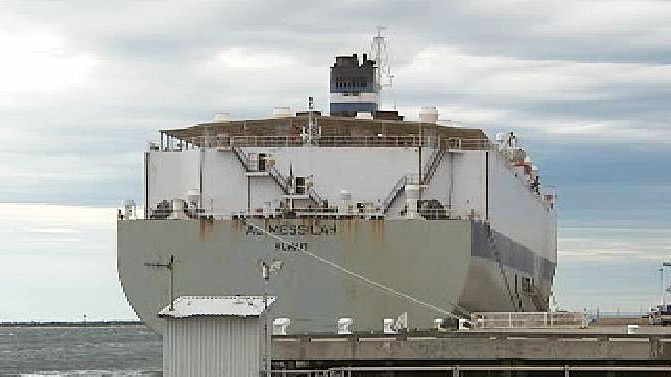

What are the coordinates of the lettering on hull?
(246, 223, 337, 236)
(275, 242, 308, 252)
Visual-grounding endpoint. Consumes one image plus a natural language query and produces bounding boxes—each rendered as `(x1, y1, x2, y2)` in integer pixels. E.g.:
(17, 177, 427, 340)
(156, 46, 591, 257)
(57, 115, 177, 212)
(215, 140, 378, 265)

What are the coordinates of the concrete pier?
(271, 327, 671, 374)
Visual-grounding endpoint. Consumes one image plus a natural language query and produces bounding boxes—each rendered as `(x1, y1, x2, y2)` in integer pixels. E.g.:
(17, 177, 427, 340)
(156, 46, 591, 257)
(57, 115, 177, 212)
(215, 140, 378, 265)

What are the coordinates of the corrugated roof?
(160, 115, 487, 144)
(158, 295, 277, 318)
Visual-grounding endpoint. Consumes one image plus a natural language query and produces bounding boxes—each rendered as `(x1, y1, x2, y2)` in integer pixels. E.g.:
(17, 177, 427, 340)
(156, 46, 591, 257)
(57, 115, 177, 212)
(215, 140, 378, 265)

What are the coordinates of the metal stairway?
(267, 163, 290, 194)
(232, 146, 326, 205)
(381, 143, 448, 214)
(381, 175, 410, 214)
(232, 145, 252, 171)
(422, 145, 447, 186)
(232, 145, 289, 194)
(306, 187, 326, 207)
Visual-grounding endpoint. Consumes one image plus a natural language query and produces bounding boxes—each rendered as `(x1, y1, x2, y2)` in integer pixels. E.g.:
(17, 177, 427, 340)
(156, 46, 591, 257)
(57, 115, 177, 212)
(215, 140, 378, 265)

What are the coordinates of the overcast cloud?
(1, 0, 670, 319)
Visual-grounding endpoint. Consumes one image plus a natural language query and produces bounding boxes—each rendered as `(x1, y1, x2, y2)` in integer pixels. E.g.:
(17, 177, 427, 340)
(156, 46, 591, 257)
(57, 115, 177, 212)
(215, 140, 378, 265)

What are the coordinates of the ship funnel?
(419, 106, 439, 124)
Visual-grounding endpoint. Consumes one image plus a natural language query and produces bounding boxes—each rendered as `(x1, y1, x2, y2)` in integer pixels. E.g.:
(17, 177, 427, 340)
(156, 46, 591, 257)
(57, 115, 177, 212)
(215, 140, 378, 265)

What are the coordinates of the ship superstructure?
(117, 45, 557, 335)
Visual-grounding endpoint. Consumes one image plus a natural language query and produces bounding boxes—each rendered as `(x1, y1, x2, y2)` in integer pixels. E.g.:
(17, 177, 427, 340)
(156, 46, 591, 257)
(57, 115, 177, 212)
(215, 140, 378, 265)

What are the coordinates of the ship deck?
(159, 115, 488, 149)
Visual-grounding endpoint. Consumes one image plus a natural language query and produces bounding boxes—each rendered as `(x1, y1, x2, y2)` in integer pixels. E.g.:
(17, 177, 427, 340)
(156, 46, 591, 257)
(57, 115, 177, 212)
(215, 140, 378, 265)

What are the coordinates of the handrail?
(307, 187, 326, 207)
(232, 145, 252, 171)
(381, 174, 409, 214)
(470, 311, 586, 328)
(187, 134, 491, 150)
(422, 139, 450, 185)
(265, 365, 671, 377)
(143, 206, 459, 221)
(381, 141, 448, 214)
(267, 163, 290, 194)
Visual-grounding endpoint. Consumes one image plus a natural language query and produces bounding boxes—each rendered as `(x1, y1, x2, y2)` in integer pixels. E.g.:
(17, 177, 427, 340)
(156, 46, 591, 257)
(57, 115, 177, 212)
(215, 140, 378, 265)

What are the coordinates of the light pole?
(261, 260, 283, 377)
(662, 262, 671, 306)
(144, 254, 175, 310)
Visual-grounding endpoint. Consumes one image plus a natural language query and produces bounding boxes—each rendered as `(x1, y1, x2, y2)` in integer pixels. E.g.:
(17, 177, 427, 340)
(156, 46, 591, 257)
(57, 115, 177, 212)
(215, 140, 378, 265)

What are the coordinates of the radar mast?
(371, 26, 393, 107)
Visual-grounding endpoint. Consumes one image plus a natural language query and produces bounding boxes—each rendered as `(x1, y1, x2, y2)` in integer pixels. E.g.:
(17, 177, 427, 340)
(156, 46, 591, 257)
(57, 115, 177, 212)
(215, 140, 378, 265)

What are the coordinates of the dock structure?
(159, 295, 276, 377)
(271, 327, 671, 376)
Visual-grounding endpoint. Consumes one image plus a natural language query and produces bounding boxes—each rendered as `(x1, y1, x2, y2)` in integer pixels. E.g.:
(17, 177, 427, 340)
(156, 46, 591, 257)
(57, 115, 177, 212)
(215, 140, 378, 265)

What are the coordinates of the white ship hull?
(117, 218, 554, 334)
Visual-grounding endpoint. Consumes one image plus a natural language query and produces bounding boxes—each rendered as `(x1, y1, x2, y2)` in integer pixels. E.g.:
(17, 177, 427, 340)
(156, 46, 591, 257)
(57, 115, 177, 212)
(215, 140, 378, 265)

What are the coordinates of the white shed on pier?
(159, 295, 276, 377)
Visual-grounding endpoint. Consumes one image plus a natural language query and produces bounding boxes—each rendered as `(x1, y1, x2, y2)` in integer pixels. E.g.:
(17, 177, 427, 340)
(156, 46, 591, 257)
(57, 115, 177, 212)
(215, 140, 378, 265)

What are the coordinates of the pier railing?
(264, 365, 671, 377)
(470, 311, 588, 329)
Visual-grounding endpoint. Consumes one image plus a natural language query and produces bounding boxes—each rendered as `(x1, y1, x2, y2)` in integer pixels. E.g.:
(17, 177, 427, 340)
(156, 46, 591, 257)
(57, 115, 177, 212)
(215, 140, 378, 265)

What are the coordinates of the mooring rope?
(244, 220, 465, 320)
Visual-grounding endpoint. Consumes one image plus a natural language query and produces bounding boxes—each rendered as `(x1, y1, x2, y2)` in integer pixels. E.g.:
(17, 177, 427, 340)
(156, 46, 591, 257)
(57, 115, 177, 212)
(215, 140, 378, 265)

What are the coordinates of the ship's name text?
(246, 224, 337, 236)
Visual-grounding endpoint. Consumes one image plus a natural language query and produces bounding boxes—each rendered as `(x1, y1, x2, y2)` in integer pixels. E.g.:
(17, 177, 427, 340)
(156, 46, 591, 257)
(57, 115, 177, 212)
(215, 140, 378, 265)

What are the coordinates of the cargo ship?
(117, 37, 557, 335)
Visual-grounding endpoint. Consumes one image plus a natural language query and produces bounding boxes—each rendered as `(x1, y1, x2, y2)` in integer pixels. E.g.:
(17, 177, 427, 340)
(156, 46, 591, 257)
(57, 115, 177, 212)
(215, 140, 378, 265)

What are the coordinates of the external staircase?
(382, 143, 448, 214)
(231, 146, 325, 206)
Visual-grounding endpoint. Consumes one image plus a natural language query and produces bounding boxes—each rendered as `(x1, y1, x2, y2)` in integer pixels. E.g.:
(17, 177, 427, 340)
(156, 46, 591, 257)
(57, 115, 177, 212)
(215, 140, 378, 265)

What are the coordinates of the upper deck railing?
(175, 135, 491, 150)
(139, 206, 456, 221)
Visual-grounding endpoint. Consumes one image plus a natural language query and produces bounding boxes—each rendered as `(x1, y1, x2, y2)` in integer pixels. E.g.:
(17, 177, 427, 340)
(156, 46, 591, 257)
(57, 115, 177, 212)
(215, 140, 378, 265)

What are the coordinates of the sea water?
(0, 326, 161, 376)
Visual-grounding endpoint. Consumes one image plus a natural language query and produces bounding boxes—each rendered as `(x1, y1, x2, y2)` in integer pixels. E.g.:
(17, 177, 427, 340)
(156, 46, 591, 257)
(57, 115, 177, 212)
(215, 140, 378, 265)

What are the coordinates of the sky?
(1, 0, 670, 321)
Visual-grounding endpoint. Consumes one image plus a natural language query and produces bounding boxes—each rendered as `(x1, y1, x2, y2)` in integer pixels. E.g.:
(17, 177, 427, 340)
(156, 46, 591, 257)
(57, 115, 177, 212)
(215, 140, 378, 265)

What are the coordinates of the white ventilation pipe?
(212, 113, 230, 122)
(122, 199, 136, 219)
(272, 106, 292, 118)
(419, 106, 438, 124)
(169, 199, 187, 220)
(186, 189, 200, 208)
(337, 318, 354, 335)
(273, 318, 291, 335)
(338, 190, 353, 215)
(383, 318, 396, 334)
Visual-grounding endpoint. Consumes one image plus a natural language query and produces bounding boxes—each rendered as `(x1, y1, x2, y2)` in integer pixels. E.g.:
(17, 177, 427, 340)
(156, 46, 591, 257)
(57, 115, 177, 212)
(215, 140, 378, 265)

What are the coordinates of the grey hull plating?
(117, 218, 553, 334)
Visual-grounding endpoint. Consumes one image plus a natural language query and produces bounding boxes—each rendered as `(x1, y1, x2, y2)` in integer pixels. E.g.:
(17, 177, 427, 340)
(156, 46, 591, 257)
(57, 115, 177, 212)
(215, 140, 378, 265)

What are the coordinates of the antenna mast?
(371, 26, 393, 107)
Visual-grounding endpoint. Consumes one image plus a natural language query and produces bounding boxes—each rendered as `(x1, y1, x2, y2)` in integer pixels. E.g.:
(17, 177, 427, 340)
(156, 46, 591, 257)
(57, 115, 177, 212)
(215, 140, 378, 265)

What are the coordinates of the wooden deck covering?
(161, 115, 487, 145)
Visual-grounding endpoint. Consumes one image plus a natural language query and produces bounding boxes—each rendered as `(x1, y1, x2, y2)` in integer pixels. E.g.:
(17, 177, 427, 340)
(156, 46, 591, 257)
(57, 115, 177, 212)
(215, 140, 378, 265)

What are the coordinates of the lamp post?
(144, 254, 175, 310)
(261, 260, 283, 377)
(662, 263, 671, 307)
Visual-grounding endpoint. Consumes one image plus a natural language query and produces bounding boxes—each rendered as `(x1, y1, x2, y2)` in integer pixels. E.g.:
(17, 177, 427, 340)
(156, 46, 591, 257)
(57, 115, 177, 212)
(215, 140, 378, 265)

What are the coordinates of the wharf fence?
(470, 311, 587, 329)
(265, 365, 671, 377)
